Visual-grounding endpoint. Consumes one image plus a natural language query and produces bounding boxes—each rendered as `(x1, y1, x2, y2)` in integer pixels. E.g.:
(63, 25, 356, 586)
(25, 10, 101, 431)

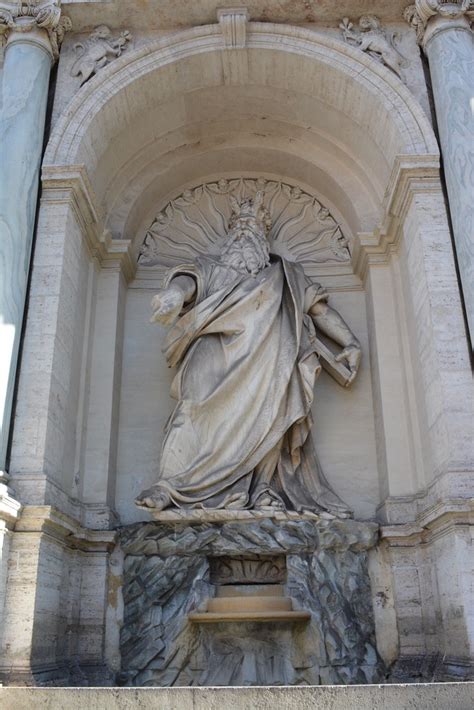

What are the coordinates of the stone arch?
(44, 22, 438, 246)
(36, 21, 445, 522)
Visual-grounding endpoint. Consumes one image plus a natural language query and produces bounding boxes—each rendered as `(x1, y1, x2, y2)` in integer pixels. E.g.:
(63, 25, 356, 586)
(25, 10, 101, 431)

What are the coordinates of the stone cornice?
(0, 0, 71, 60)
(14, 505, 117, 550)
(41, 165, 136, 282)
(380, 501, 474, 546)
(351, 154, 441, 281)
(404, 1, 472, 47)
(0, 481, 22, 528)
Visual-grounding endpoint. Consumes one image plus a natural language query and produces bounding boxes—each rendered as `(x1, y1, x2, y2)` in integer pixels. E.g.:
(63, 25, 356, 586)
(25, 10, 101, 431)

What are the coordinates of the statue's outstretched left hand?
(335, 343, 361, 386)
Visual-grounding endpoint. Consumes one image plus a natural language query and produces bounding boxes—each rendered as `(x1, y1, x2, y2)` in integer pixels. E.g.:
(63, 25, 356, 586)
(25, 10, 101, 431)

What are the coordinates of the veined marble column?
(405, 1, 474, 347)
(0, 2, 70, 473)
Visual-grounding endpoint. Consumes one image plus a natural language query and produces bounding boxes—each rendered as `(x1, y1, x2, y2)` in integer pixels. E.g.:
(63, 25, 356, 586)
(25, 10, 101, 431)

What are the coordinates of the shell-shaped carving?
(138, 178, 350, 274)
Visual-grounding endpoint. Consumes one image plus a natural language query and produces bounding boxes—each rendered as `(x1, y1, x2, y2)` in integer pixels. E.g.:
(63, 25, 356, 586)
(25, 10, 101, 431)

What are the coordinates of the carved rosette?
(0, 1, 71, 60)
(404, 0, 471, 46)
(138, 178, 350, 280)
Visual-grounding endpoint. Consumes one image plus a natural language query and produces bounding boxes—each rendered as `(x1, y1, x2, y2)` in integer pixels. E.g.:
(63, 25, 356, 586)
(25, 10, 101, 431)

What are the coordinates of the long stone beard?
(220, 229, 270, 276)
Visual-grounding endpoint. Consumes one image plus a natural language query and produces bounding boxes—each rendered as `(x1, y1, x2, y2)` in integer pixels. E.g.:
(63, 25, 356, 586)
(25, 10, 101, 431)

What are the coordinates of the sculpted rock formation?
(119, 517, 383, 686)
(136, 192, 361, 514)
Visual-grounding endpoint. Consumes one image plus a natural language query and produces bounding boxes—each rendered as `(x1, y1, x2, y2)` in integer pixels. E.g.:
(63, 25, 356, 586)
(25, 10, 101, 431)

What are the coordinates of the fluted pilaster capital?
(0, 1, 71, 61)
(404, 1, 472, 48)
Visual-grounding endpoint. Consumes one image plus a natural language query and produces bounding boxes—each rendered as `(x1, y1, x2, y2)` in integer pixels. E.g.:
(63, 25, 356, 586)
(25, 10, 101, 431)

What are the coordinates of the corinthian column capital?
(404, 1, 472, 46)
(0, 1, 71, 60)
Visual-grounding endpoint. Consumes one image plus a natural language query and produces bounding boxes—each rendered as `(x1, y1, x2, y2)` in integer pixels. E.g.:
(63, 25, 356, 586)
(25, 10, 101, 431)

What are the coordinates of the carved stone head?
(228, 191, 272, 239)
(92, 25, 112, 40)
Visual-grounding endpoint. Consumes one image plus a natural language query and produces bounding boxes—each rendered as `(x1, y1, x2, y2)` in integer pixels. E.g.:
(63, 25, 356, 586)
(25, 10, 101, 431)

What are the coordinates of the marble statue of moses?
(136, 192, 361, 514)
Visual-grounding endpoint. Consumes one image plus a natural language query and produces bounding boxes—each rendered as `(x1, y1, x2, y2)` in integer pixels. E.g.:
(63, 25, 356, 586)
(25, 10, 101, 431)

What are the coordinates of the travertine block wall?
(0, 11, 472, 684)
(10, 198, 94, 509)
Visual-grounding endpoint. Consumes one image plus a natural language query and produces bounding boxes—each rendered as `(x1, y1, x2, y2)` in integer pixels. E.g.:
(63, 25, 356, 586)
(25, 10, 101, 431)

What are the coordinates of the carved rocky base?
(118, 516, 385, 687)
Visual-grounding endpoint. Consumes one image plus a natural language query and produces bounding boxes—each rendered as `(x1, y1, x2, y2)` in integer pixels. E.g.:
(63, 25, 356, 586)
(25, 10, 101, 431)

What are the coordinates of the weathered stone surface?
(1, 683, 474, 710)
(118, 518, 383, 686)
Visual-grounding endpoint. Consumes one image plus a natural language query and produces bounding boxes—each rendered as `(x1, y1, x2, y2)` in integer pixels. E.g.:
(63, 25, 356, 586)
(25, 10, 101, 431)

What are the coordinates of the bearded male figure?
(135, 193, 361, 514)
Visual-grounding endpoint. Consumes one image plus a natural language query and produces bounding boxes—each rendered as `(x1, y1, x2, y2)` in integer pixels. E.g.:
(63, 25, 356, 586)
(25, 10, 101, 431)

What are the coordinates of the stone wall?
(0, 0, 472, 686)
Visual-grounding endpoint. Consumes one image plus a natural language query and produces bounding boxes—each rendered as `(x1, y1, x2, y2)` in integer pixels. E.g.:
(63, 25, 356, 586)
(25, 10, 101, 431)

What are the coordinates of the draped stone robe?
(155, 253, 349, 514)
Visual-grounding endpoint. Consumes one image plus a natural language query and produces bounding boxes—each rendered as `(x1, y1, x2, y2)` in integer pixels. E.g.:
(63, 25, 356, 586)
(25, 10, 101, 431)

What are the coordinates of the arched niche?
(12, 21, 455, 528)
(45, 22, 438, 241)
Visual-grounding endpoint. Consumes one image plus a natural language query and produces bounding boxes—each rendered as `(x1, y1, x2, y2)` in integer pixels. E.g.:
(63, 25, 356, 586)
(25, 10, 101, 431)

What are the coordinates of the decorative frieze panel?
(209, 555, 287, 585)
(138, 178, 350, 278)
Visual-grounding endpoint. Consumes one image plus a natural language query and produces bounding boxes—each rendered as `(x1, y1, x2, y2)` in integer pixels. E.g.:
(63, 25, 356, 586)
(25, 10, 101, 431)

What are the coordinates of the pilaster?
(0, 505, 116, 685)
(404, 0, 474, 348)
(8, 166, 133, 529)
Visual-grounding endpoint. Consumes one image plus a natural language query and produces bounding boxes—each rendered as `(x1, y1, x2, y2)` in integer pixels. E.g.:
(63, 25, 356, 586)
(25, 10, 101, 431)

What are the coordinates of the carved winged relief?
(71, 25, 131, 85)
(339, 16, 405, 78)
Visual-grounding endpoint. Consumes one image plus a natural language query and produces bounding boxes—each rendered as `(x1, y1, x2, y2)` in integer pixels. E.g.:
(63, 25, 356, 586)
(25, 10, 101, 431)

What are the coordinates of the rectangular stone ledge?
(9, 474, 119, 530)
(40, 165, 136, 282)
(0, 482, 22, 528)
(0, 684, 473, 709)
(379, 506, 474, 547)
(377, 470, 474, 525)
(14, 505, 117, 551)
(351, 154, 443, 281)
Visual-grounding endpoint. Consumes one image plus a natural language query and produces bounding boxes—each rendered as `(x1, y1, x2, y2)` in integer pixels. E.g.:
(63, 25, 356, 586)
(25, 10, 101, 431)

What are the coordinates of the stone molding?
(351, 154, 441, 281)
(217, 6, 249, 48)
(0, 0, 71, 60)
(377, 469, 474, 525)
(380, 503, 473, 547)
(14, 504, 116, 549)
(0, 480, 21, 529)
(44, 22, 438, 166)
(41, 165, 136, 282)
(404, 1, 472, 47)
(10, 470, 120, 530)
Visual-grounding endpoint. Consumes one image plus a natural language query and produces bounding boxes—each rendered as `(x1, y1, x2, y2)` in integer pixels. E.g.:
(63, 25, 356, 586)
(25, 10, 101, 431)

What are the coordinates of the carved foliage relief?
(138, 178, 350, 279)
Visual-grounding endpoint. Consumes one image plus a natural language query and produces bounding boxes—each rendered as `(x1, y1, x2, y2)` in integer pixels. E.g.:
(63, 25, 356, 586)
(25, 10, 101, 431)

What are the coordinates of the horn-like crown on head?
(228, 191, 272, 236)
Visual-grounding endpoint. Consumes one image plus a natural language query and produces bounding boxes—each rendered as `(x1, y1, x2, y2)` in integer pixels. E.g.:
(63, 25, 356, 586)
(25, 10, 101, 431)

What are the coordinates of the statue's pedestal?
(118, 512, 384, 687)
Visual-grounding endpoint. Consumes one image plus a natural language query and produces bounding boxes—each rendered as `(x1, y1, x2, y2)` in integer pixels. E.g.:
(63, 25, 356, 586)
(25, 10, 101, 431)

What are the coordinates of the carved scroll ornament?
(404, 0, 471, 45)
(0, 1, 71, 59)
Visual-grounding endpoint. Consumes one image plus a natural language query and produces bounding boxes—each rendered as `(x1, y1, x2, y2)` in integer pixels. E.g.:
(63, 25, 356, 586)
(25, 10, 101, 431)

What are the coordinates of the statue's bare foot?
(252, 488, 285, 510)
(135, 487, 171, 511)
